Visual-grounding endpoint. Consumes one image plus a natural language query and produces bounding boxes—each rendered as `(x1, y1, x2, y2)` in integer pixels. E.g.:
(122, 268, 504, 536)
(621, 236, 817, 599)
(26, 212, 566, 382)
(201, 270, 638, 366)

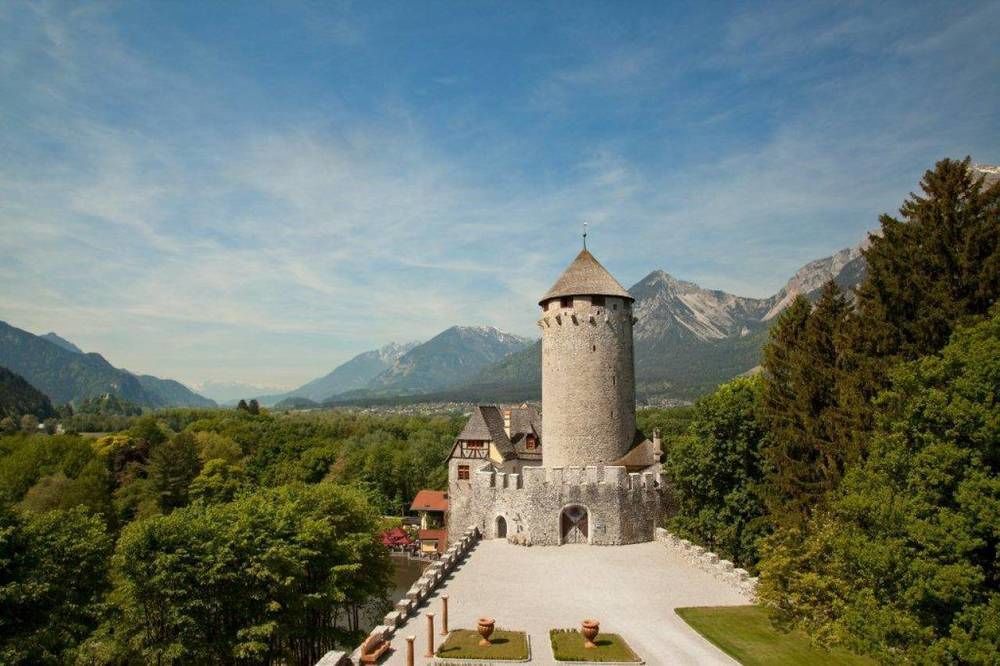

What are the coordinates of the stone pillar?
(441, 595, 449, 635)
(425, 613, 435, 657)
(406, 635, 415, 666)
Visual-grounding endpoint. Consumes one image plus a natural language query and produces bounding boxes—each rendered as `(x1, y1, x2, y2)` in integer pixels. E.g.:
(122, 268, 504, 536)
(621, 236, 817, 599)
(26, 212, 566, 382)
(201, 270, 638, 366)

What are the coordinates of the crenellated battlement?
(536, 306, 638, 330)
(473, 464, 661, 492)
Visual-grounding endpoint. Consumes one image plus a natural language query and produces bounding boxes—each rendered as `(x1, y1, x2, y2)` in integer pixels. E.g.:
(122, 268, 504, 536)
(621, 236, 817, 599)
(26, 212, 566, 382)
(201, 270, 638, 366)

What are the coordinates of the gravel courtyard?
(380, 539, 748, 665)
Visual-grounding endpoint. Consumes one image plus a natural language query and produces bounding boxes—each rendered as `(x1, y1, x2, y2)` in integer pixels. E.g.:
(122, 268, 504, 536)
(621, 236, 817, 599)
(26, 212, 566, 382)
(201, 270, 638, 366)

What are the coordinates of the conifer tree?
(839, 157, 1000, 456)
(760, 283, 851, 524)
(147, 432, 201, 513)
(854, 157, 999, 361)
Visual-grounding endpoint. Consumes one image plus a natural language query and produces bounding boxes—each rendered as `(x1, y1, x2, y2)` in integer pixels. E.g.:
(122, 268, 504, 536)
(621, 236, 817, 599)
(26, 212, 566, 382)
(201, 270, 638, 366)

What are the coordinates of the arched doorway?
(495, 515, 507, 538)
(560, 505, 589, 544)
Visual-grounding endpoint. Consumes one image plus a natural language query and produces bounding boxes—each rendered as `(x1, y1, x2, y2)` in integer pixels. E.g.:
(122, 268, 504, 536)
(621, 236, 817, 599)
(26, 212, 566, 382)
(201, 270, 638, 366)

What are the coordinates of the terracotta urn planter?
(477, 617, 496, 647)
(581, 619, 600, 649)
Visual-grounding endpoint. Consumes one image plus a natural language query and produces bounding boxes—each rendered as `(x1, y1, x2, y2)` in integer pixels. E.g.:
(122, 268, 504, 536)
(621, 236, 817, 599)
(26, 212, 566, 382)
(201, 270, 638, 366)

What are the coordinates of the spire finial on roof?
(582, 222, 588, 250)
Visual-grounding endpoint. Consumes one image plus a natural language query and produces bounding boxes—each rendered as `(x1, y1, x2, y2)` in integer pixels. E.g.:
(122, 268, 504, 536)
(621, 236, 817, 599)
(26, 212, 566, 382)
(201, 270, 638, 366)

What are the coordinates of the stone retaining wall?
(321, 526, 481, 666)
(654, 527, 757, 601)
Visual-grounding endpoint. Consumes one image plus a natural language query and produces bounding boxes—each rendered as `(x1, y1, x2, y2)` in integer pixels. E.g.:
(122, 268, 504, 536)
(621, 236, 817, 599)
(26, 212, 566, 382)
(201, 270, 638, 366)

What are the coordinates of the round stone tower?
(538, 248, 636, 468)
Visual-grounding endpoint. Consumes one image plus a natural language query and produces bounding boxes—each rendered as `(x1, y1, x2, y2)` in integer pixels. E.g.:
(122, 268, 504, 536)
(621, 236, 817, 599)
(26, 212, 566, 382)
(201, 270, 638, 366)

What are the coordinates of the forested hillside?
(0, 322, 215, 408)
(0, 367, 55, 421)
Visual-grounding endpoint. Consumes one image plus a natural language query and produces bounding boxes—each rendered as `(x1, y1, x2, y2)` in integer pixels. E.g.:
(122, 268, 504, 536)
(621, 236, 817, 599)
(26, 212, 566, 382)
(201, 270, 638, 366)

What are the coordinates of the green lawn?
(550, 629, 640, 662)
(436, 629, 529, 660)
(675, 606, 875, 666)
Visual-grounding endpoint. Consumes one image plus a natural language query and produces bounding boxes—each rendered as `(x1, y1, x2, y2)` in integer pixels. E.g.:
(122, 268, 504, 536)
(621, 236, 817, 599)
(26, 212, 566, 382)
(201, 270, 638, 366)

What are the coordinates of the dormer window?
(525, 434, 538, 450)
(560, 296, 573, 309)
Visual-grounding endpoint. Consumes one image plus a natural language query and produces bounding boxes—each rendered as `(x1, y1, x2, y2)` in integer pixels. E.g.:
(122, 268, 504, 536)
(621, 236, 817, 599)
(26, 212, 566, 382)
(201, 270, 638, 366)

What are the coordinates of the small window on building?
(592, 344, 596, 352)
(525, 434, 538, 450)
(458, 464, 470, 480)
(465, 440, 485, 449)
(560, 296, 573, 309)
(613, 303, 618, 310)
(591, 295, 605, 307)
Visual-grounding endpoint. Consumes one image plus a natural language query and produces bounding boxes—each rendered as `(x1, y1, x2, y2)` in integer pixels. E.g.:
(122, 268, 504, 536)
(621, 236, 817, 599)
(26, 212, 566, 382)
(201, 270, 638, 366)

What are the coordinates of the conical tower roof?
(539, 249, 633, 305)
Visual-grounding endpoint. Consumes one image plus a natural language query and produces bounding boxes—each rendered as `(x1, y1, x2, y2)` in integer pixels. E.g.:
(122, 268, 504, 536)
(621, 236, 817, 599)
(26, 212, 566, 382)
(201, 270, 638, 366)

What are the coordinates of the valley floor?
(380, 539, 747, 665)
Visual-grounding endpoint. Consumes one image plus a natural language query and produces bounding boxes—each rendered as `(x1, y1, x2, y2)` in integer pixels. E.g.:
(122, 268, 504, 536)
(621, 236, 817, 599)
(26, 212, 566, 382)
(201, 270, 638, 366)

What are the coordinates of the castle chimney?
(502, 408, 511, 437)
(653, 428, 662, 459)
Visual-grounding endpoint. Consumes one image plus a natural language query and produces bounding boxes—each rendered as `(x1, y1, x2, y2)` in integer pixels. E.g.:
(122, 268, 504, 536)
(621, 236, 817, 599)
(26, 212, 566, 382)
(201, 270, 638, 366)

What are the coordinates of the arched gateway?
(495, 515, 507, 538)
(560, 505, 588, 544)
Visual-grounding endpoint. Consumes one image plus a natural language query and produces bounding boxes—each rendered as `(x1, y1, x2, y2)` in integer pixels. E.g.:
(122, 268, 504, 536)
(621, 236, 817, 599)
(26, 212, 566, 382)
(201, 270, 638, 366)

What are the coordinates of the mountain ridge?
(258, 340, 421, 405)
(0, 321, 215, 408)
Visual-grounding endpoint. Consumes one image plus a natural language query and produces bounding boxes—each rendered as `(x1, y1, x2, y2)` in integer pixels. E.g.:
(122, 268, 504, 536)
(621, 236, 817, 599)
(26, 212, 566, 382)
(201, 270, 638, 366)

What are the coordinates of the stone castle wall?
(448, 463, 661, 546)
(539, 295, 636, 468)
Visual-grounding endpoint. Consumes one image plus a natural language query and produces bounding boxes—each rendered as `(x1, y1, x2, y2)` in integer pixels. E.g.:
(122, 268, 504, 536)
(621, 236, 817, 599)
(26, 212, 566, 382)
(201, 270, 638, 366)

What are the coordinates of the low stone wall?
(654, 528, 757, 601)
(321, 526, 481, 666)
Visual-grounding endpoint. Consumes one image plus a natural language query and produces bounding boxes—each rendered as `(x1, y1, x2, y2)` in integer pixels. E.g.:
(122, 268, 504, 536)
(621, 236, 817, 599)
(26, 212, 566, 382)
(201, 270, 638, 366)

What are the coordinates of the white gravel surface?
(379, 539, 746, 665)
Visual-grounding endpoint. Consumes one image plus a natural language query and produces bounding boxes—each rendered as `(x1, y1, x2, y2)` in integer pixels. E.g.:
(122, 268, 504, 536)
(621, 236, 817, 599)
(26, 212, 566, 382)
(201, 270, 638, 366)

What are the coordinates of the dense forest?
(662, 158, 1000, 663)
(0, 408, 462, 664)
(0, 366, 55, 421)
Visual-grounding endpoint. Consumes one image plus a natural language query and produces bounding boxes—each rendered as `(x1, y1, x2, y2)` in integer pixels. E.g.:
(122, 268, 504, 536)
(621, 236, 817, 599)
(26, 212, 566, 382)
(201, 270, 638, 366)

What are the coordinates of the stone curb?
(654, 528, 758, 601)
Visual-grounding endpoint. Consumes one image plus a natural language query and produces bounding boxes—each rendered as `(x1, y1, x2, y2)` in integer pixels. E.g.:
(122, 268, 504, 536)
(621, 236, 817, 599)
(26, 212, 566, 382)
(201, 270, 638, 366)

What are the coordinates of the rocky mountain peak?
(376, 341, 420, 362)
(763, 244, 866, 320)
(631, 271, 771, 342)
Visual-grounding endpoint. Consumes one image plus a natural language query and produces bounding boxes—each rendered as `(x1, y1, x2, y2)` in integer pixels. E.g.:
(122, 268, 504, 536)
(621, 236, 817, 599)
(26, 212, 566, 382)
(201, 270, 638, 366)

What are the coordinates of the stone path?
(379, 539, 748, 665)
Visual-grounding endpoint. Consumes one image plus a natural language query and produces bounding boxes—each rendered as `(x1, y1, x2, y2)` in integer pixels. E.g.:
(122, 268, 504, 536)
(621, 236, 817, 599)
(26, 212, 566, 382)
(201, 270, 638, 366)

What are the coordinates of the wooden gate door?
(560, 506, 589, 544)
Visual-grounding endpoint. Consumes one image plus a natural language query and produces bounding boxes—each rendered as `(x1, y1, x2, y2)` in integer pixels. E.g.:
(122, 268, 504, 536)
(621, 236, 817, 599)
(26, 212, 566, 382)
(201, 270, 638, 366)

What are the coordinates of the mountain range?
(0, 240, 869, 411)
(0, 321, 215, 409)
(262, 240, 868, 407)
(257, 341, 419, 404)
(262, 328, 531, 405)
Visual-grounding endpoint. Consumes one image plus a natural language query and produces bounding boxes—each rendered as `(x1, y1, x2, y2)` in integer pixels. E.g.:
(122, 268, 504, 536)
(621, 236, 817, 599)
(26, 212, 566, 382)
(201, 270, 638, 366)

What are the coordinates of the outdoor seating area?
(380, 526, 443, 560)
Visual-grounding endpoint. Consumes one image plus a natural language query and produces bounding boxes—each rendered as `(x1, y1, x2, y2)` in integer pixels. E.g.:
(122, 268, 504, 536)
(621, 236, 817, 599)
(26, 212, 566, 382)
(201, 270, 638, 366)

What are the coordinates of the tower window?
(591, 295, 605, 307)
(560, 296, 573, 309)
(592, 344, 596, 352)
(457, 464, 470, 480)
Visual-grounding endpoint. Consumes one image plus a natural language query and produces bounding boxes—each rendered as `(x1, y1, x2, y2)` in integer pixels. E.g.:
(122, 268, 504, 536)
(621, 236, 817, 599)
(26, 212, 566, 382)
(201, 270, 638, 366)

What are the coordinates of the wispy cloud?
(1, 1, 997, 387)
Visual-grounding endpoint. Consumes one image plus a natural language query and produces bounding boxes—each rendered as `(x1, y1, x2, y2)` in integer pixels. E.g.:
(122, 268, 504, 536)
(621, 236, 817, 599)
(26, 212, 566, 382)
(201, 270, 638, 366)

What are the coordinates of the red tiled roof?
(410, 489, 448, 513)
(418, 528, 448, 553)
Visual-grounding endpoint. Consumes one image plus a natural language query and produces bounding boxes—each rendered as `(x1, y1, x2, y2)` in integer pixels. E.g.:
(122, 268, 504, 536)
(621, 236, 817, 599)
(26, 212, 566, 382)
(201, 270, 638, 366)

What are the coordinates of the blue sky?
(1, 1, 997, 389)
